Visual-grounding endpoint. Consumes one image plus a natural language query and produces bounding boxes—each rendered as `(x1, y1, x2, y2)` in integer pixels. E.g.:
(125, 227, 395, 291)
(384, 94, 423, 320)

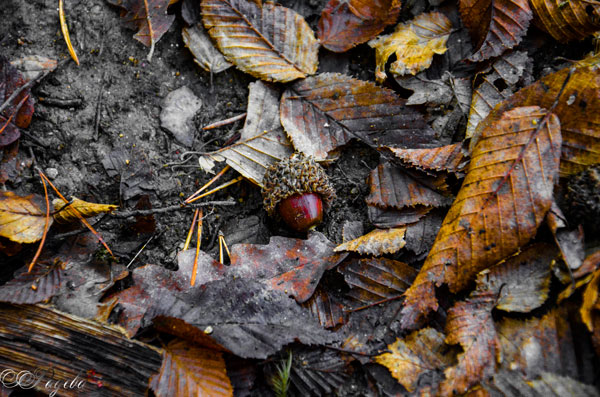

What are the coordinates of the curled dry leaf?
(200, 81, 293, 185)
(301, 287, 346, 329)
(530, 0, 600, 42)
(335, 227, 406, 256)
(201, 0, 318, 83)
(337, 257, 417, 305)
(0, 191, 50, 244)
(369, 12, 452, 81)
(459, 0, 532, 62)
(485, 55, 600, 176)
(375, 328, 453, 393)
(383, 143, 467, 174)
(318, 0, 401, 53)
(150, 339, 233, 397)
(182, 24, 232, 73)
(401, 106, 561, 328)
(280, 73, 436, 160)
(52, 196, 118, 223)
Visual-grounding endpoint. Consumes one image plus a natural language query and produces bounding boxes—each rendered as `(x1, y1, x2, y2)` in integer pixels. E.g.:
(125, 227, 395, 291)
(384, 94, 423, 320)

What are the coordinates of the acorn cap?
(262, 153, 335, 216)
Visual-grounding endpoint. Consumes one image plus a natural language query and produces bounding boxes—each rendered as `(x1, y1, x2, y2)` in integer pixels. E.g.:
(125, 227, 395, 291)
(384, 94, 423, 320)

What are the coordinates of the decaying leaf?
(280, 73, 437, 160)
(201, 0, 318, 83)
(182, 23, 232, 73)
(396, 72, 472, 111)
(440, 289, 501, 395)
(335, 227, 406, 256)
(101, 146, 155, 200)
(9, 55, 57, 81)
(403, 209, 445, 256)
(383, 143, 467, 175)
(302, 287, 346, 329)
(479, 371, 600, 397)
(530, 0, 600, 42)
(160, 86, 203, 147)
(401, 106, 561, 328)
(368, 205, 432, 229)
(466, 51, 531, 143)
(229, 232, 347, 303)
(546, 202, 585, 271)
(286, 347, 349, 396)
(376, 328, 453, 392)
(52, 196, 117, 223)
(318, 0, 401, 53)
(459, 0, 532, 62)
(0, 56, 35, 146)
(337, 257, 417, 305)
(369, 12, 452, 81)
(485, 55, 600, 176)
(200, 81, 293, 185)
(581, 267, 600, 332)
(0, 191, 50, 244)
(150, 339, 233, 397)
(0, 260, 64, 304)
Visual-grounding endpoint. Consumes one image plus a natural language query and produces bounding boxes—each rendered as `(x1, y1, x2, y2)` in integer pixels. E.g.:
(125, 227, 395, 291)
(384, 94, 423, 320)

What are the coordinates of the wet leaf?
(200, 81, 293, 186)
(301, 287, 346, 329)
(335, 227, 406, 256)
(52, 196, 118, 223)
(486, 55, 600, 176)
(0, 191, 50, 244)
(530, 0, 600, 42)
(280, 73, 436, 160)
(150, 339, 233, 397)
(337, 257, 417, 305)
(107, 0, 175, 50)
(375, 328, 453, 392)
(401, 106, 561, 328)
(229, 231, 347, 303)
(0, 260, 64, 304)
(317, 0, 401, 53)
(369, 12, 452, 81)
(383, 143, 467, 175)
(440, 289, 501, 395)
(182, 23, 232, 73)
(466, 51, 531, 143)
(0, 55, 34, 129)
(459, 0, 532, 62)
(201, 0, 318, 83)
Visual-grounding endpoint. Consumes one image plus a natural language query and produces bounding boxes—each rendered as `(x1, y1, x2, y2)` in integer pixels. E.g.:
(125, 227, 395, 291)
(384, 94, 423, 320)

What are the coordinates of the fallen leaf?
(459, 0, 532, 62)
(301, 287, 346, 329)
(0, 260, 64, 304)
(401, 106, 561, 328)
(440, 289, 501, 395)
(201, 0, 318, 83)
(0, 191, 50, 244)
(318, 0, 401, 53)
(581, 267, 600, 332)
(396, 72, 472, 111)
(546, 202, 585, 271)
(160, 86, 203, 147)
(369, 11, 452, 81)
(375, 328, 453, 392)
(286, 347, 349, 396)
(466, 51, 531, 144)
(10, 55, 58, 81)
(484, 54, 600, 176)
(368, 205, 432, 229)
(0, 55, 34, 128)
(107, 0, 175, 57)
(280, 73, 437, 160)
(530, 0, 600, 42)
(383, 143, 467, 175)
(200, 81, 293, 185)
(229, 231, 347, 303)
(101, 146, 155, 200)
(477, 371, 600, 396)
(337, 257, 417, 305)
(335, 227, 406, 256)
(150, 339, 233, 397)
(182, 23, 232, 73)
(52, 196, 118, 223)
(403, 209, 444, 255)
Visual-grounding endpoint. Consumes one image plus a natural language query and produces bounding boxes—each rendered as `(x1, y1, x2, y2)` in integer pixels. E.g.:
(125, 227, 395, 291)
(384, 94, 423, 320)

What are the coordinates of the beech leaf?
(301, 287, 346, 329)
(530, 0, 600, 42)
(0, 261, 64, 304)
(0, 191, 51, 244)
(182, 23, 232, 74)
(335, 227, 406, 256)
(52, 196, 118, 224)
(383, 143, 467, 174)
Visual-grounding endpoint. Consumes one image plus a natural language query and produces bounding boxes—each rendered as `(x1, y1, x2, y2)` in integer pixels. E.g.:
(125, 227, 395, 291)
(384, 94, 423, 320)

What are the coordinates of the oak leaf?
(335, 227, 406, 256)
(459, 0, 532, 62)
(280, 73, 436, 160)
(369, 12, 452, 81)
(401, 106, 561, 328)
(530, 0, 600, 42)
(52, 196, 117, 223)
(318, 0, 401, 53)
(0, 191, 50, 244)
(201, 0, 318, 83)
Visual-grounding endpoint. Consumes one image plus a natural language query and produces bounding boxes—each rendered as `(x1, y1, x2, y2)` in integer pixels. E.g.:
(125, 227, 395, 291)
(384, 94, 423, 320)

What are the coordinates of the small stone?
(45, 167, 58, 179)
(160, 86, 202, 147)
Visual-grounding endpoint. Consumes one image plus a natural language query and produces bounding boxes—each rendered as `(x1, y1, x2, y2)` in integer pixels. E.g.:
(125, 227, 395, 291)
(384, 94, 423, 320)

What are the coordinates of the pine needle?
(59, 0, 80, 65)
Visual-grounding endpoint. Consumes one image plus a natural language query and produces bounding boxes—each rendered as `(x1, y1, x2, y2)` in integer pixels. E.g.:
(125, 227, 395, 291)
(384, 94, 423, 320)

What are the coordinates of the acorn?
(262, 153, 335, 232)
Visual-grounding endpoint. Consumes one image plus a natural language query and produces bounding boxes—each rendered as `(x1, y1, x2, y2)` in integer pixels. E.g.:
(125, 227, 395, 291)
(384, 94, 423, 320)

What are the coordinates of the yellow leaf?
(53, 197, 117, 224)
(369, 11, 452, 82)
(581, 267, 600, 332)
(334, 227, 406, 255)
(0, 191, 51, 244)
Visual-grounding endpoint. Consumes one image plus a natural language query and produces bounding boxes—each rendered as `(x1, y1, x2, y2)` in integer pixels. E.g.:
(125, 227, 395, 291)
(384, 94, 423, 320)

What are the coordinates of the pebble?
(46, 168, 58, 179)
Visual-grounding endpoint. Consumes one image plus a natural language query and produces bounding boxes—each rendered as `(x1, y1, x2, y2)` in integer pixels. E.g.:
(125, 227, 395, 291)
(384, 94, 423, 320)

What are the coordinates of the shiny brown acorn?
(262, 153, 335, 232)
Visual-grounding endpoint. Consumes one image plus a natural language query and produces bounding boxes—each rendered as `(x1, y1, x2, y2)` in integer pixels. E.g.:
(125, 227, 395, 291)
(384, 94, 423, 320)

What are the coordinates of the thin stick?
(126, 235, 154, 268)
(190, 209, 203, 287)
(202, 113, 246, 130)
(186, 176, 243, 204)
(183, 209, 199, 251)
(143, 0, 155, 61)
(28, 172, 51, 272)
(59, 0, 80, 65)
(218, 231, 230, 265)
(99, 200, 236, 219)
(184, 165, 230, 203)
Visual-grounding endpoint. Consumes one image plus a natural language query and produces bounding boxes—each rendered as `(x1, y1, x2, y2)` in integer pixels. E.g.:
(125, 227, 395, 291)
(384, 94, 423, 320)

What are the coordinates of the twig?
(38, 97, 83, 108)
(202, 113, 246, 130)
(111, 200, 236, 219)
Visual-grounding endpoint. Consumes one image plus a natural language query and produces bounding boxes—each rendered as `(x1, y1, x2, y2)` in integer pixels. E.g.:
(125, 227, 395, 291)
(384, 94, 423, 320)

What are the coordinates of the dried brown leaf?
(384, 143, 467, 174)
(531, 0, 600, 42)
(0, 260, 64, 304)
(182, 23, 232, 73)
(335, 227, 406, 256)
(0, 55, 34, 129)
(201, 0, 318, 83)
(368, 205, 432, 229)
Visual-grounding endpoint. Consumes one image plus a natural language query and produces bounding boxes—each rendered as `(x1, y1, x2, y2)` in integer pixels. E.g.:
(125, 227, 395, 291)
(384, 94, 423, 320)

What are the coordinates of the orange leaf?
(401, 106, 561, 328)
(150, 339, 233, 397)
(201, 0, 318, 83)
(530, 0, 600, 42)
(460, 0, 532, 62)
(384, 143, 467, 174)
(334, 227, 406, 256)
(0, 191, 52, 243)
(318, 0, 401, 53)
